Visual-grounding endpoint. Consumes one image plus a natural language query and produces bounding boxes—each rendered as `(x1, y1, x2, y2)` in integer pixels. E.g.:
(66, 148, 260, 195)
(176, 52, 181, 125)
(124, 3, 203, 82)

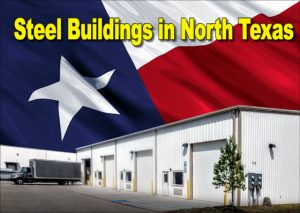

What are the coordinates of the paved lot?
(0, 181, 219, 213)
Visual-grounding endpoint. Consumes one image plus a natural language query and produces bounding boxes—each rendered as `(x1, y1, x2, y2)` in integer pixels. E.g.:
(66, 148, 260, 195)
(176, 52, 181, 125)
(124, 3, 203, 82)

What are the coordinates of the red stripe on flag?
(139, 3, 300, 123)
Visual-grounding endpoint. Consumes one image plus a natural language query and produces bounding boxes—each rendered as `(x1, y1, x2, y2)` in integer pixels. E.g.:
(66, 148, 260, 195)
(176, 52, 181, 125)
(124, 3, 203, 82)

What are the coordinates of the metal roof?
(76, 105, 300, 151)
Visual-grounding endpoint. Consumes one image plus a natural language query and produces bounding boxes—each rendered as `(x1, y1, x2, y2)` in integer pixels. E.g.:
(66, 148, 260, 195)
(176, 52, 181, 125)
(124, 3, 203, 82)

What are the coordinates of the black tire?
(58, 180, 67, 185)
(16, 178, 24, 185)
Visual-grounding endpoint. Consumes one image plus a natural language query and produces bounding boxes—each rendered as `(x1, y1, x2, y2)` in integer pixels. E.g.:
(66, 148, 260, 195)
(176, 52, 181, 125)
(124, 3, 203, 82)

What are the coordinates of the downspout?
(233, 109, 242, 206)
(154, 130, 157, 195)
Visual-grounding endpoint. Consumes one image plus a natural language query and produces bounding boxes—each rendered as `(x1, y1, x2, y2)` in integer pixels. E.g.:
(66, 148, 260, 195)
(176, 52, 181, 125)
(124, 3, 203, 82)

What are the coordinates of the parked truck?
(10, 159, 81, 185)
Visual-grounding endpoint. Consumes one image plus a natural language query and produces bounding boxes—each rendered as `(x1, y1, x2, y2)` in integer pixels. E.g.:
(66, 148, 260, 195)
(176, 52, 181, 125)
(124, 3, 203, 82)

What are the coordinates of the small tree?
(212, 136, 246, 210)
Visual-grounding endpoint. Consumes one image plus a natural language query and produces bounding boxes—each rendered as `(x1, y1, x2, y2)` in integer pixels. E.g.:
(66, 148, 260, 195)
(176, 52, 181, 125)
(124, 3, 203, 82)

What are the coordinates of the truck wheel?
(58, 180, 67, 185)
(16, 178, 24, 185)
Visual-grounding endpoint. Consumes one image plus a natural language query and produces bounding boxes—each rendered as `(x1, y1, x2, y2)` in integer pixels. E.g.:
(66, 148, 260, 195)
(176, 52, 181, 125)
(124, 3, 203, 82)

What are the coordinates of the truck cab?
(10, 167, 33, 184)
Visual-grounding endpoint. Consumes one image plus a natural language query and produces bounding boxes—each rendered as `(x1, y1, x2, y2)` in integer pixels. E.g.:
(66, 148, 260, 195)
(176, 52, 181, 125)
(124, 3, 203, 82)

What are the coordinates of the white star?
(29, 56, 119, 140)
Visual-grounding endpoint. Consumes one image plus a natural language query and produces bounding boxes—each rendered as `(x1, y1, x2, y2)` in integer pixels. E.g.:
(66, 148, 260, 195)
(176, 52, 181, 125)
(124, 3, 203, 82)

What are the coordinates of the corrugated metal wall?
(156, 112, 233, 198)
(76, 109, 299, 205)
(188, 112, 234, 144)
(76, 147, 91, 184)
(116, 132, 155, 190)
(92, 141, 115, 186)
(76, 147, 91, 162)
(240, 111, 300, 205)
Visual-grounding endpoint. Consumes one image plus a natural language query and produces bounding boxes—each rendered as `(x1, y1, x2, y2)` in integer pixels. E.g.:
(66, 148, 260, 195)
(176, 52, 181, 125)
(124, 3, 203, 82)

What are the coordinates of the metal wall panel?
(156, 112, 233, 198)
(240, 111, 300, 205)
(188, 112, 233, 144)
(116, 132, 155, 190)
(91, 141, 115, 186)
(0, 145, 76, 170)
(136, 150, 153, 193)
(76, 147, 91, 162)
(193, 140, 226, 203)
(104, 155, 115, 188)
(156, 123, 190, 198)
(44, 151, 76, 162)
(76, 147, 91, 184)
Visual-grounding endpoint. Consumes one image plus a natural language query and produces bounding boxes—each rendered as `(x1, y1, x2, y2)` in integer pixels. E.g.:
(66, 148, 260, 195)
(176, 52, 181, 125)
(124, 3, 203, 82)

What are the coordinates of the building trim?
(236, 109, 242, 206)
(76, 106, 300, 151)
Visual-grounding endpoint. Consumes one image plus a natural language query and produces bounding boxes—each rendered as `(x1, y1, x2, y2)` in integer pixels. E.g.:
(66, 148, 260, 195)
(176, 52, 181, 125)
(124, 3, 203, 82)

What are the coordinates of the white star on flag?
(29, 56, 119, 140)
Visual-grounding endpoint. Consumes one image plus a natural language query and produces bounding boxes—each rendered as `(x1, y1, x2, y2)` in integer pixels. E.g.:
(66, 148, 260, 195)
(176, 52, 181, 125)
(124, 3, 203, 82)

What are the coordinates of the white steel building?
(0, 145, 76, 170)
(76, 106, 300, 206)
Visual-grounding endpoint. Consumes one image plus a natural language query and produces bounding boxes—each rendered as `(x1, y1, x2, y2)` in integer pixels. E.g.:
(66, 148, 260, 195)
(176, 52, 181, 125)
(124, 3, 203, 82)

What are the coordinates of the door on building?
(94, 171, 97, 185)
(98, 171, 102, 186)
(136, 150, 153, 194)
(193, 140, 226, 203)
(120, 171, 124, 190)
(104, 155, 115, 188)
(125, 171, 132, 190)
(162, 171, 169, 196)
(5, 162, 18, 171)
(84, 159, 91, 185)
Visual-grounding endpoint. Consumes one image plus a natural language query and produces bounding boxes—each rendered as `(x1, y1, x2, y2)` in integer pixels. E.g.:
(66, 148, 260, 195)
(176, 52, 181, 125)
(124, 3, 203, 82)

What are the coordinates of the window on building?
(120, 171, 123, 180)
(173, 171, 183, 185)
(163, 173, 168, 183)
(126, 171, 132, 182)
(98, 171, 102, 180)
(6, 163, 17, 171)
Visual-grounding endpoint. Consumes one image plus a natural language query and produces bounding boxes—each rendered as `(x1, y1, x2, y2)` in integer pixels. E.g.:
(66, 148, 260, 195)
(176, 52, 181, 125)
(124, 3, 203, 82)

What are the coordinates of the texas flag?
(1, 1, 299, 152)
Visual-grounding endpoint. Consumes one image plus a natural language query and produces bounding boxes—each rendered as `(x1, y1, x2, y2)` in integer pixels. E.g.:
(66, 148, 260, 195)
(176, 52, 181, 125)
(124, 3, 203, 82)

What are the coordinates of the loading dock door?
(83, 159, 91, 185)
(136, 150, 153, 193)
(104, 155, 115, 188)
(193, 140, 225, 203)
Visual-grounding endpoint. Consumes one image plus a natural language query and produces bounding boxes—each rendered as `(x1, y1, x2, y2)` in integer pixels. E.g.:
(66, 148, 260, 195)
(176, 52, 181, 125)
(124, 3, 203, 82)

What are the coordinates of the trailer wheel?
(58, 180, 67, 185)
(16, 178, 24, 185)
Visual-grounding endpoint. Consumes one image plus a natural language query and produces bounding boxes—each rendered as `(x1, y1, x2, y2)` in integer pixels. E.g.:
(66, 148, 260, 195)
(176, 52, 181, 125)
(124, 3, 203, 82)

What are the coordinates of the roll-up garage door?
(193, 140, 226, 203)
(105, 155, 115, 188)
(136, 150, 153, 193)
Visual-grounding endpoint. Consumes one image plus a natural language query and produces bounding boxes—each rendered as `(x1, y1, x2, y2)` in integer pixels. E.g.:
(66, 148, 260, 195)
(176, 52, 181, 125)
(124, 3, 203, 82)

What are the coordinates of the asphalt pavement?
(0, 181, 218, 213)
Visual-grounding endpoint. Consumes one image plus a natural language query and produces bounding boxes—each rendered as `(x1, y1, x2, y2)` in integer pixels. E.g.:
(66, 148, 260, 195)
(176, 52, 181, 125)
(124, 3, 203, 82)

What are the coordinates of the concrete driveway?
(0, 182, 219, 212)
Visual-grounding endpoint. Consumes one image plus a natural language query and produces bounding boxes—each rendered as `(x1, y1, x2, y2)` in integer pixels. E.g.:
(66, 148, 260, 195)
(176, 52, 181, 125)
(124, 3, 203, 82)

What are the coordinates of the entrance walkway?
(68, 186, 221, 212)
